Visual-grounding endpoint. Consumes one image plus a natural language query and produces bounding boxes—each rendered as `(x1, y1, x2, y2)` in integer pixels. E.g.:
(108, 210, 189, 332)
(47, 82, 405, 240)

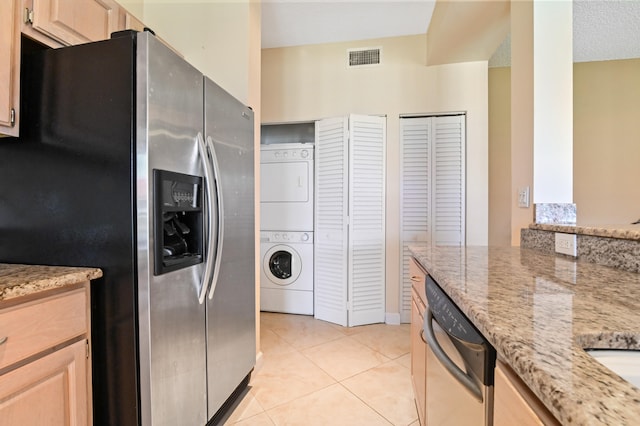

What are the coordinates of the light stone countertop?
(0, 263, 102, 303)
(409, 245, 640, 426)
(530, 223, 640, 241)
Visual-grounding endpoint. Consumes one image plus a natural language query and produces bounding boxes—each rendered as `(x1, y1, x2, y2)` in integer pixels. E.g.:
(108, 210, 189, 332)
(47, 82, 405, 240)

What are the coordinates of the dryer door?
(263, 245, 302, 286)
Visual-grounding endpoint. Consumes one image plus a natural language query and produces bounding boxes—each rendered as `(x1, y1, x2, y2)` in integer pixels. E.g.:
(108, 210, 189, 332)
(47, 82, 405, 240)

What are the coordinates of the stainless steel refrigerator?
(0, 31, 255, 425)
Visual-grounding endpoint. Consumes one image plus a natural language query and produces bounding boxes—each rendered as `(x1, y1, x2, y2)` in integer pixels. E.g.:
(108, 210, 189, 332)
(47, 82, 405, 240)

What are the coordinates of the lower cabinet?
(494, 360, 560, 426)
(0, 340, 89, 425)
(410, 258, 427, 425)
(0, 284, 92, 426)
(411, 290, 427, 425)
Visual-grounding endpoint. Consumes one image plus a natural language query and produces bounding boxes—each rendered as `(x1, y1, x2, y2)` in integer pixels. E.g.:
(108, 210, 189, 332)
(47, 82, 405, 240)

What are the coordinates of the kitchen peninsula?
(410, 245, 640, 425)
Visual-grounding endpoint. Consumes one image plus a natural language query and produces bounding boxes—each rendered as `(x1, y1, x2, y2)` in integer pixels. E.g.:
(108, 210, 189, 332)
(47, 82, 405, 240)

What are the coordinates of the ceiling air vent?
(348, 47, 382, 67)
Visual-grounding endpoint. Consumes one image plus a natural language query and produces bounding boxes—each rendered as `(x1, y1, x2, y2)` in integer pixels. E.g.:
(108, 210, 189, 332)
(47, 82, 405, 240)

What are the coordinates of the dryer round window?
(263, 244, 302, 285)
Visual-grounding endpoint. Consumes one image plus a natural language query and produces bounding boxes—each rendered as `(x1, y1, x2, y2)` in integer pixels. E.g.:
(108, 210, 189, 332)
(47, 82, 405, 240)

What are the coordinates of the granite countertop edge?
(530, 223, 640, 241)
(0, 263, 103, 302)
(409, 244, 640, 426)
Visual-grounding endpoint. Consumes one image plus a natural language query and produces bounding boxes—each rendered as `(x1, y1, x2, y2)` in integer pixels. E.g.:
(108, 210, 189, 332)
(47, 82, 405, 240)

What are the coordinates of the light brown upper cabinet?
(23, 0, 122, 47)
(0, 0, 21, 137)
(2, 0, 142, 137)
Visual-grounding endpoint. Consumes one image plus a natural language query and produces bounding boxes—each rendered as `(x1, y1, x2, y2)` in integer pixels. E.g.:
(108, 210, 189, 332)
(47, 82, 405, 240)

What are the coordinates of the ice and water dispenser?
(153, 169, 204, 275)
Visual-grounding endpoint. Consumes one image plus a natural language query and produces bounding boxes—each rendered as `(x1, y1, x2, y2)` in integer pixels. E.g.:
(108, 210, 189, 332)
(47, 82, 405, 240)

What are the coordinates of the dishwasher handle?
(424, 310, 483, 403)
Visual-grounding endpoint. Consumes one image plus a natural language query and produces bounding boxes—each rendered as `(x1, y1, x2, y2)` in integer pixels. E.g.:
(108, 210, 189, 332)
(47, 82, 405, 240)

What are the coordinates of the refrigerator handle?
(197, 132, 216, 304)
(206, 135, 224, 300)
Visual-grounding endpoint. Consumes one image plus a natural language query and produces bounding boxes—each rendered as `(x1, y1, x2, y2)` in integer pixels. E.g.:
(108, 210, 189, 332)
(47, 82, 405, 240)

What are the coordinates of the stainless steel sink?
(586, 349, 640, 388)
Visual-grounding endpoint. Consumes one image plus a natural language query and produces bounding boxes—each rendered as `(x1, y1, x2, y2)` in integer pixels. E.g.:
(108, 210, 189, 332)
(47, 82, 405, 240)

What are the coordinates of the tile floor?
(220, 312, 418, 425)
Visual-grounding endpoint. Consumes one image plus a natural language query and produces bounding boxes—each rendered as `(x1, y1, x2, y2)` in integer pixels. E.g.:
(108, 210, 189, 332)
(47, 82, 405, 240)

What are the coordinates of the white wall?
(532, 0, 573, 203)
(263, 34, 488, 318)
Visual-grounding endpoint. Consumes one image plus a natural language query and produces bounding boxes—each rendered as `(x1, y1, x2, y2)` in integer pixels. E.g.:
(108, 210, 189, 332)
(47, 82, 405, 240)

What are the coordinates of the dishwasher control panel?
(425, 275, 484, 345)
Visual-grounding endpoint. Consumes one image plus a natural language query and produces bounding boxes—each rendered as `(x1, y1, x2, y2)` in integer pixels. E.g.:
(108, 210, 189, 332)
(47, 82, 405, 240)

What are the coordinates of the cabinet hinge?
(24, 8, 34, 25)
(346, 300, 352, 311)
(10, 108, 15, 126)
(86, 340, 91, 359)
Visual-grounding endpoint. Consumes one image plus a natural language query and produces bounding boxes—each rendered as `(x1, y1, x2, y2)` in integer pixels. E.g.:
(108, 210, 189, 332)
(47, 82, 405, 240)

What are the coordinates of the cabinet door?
(0, 340, 89, 426)
(0, 0, 20, 137)
(410, 294, 427, 425)
(29, 0, 121, 46)
(494, 361, 560, 426)
(409, 258, 427, 425)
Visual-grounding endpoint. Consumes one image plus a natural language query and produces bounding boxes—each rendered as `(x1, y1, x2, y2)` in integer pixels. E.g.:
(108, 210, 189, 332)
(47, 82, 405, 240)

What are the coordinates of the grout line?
(251, 314, 415, 425)
(335, 382, 394, 426)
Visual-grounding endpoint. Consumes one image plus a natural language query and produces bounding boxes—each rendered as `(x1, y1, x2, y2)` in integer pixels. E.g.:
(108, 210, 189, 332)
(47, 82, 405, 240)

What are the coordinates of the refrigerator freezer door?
(204, 77, 256, 418)
(136, 33, 208, 426)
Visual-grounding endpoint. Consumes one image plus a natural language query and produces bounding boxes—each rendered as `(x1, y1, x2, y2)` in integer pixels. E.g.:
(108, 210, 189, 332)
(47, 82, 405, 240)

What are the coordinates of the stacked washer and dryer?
(260, 143, 314, 315)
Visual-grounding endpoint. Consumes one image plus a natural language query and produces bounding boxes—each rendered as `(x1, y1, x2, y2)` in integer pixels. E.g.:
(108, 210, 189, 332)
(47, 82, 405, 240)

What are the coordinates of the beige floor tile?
(260, 312, 313, 331)
(266, 383, 391, 426)
(327, 321, 375, 336)
(266, 315, 347, 350)
(230, 412, 275, 426)
(342, 360, 418, 426)
(221, 389, 265, 424)
(396, 352, 412, 370)
(351, 323, 411, 359)
(260, 328, 297, 356)
(302, 336, 390, 381)
(250, 350, 336, 410)
(229, 313, 419, 425)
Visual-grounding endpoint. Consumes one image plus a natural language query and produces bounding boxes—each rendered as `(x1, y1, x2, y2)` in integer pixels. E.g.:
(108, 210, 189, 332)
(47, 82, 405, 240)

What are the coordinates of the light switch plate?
(517, 186, 530, 208)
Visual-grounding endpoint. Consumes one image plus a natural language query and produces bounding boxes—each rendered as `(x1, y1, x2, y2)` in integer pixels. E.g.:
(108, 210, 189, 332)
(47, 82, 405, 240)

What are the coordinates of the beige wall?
(488, 58, 640, 243)
(247, 0, 262, 358)
(574, 58, 640, 225)
(133, 2, 253, 106)
(509, 0, 534, 246)
(488, 67, 511, 246)
(262, 34, 489, 319)
(117, 0, 144, 19)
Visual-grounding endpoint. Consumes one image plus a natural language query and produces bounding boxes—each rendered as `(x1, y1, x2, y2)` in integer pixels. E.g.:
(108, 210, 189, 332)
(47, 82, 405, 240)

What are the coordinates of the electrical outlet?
(555, 233, 577, 257)
(517, 187, 530, 208)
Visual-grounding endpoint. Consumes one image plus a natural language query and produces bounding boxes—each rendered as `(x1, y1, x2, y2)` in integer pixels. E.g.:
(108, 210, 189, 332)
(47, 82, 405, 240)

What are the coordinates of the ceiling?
(261, 0, 436, 49)
(261, 0, 640, 64)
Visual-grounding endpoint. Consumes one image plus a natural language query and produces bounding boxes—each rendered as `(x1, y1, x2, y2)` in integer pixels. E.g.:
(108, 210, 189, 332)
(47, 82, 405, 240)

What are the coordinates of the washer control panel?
(260, 143, 314, 162)
(261, 231, 313, 244)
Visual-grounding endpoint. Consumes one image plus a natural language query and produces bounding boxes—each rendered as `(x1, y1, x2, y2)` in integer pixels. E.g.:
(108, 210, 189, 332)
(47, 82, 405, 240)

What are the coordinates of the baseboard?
(385, 312, 401, 325)
(254, 350, 264, 373)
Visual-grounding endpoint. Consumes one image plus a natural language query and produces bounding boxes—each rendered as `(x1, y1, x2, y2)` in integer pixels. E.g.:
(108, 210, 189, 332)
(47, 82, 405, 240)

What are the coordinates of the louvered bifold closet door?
(348, 114, 386, 327)
(314, 117, 349, 326)
(432, 115, 465, 246)
(399, 117, 431, 323)
(399, 114, 465, 323)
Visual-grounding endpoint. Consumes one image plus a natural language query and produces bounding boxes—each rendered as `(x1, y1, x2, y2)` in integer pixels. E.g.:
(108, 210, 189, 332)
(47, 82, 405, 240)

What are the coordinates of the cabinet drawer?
(0, 288, 87, 370)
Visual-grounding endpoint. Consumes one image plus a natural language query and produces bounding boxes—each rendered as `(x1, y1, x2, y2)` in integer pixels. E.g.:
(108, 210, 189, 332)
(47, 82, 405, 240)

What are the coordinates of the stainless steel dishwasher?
(423, 275, 496, 425)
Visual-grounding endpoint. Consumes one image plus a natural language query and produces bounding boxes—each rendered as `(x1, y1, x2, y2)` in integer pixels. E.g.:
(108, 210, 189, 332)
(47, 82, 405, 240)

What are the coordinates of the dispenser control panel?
(153, 169, 204, 275)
